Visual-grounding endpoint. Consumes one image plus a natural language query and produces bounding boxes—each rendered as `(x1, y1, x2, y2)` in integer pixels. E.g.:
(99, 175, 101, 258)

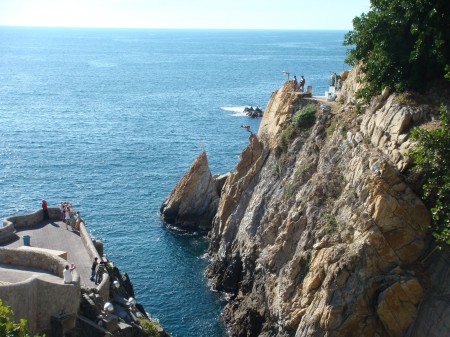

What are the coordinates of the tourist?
(90, 257, 98, 282)
(96, 260, 106, 285)
(63, 264, 76, 284)
(293, 75, 298, 91)
(59, 201, 64, 221)
(65, 206, 72, 230)
(299, 75, 306, 92)
(75, 211, 82, 230)
(41, 199, 49, 220)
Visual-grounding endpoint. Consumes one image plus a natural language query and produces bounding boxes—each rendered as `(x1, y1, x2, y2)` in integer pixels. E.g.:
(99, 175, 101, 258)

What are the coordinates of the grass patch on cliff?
(139, 319, 160, 337)
(325, 118, 339, 137)
(283, 182, 296, 199)
(278, 104, 317, 153)
(279, 124, 295, 153)
(294, 163, 312, 180)
(321, 211, 338, 235)
(273, 161, 281, 177)
(298, 251, 312, 283)
(292, 104, 316, 129)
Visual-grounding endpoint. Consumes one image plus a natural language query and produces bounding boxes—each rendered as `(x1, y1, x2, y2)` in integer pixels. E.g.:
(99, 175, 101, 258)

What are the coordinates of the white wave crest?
(220, 106, 248, 117)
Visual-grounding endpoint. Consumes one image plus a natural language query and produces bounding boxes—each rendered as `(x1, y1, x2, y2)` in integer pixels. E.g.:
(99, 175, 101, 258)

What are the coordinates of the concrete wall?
(1, 207, 61, 243)
(79, 221, 110, 300)
(0, 248, 80, 334)
(0, 221, 15, 243)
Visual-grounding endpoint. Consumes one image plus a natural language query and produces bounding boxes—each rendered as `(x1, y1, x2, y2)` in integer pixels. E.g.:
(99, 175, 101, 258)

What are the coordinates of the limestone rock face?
(160, 151, 219, 230)
(337, 65, 434, 172)
(204, 77, 450, 337)
(258, 80, 302, 150)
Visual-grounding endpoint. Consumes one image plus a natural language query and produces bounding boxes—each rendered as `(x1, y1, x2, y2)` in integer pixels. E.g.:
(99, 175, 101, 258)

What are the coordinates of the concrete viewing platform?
(0, 207, 110, 335)
(0, 219, 96, 287)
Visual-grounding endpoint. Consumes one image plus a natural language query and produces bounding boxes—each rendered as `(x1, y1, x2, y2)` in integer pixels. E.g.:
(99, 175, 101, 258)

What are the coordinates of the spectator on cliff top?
(299, 75, 305, 92)
(90, 257, 98, 282)
(63, 264, 76, 284)
(41, 199, 49, 220)
(293, 75, 298, 91)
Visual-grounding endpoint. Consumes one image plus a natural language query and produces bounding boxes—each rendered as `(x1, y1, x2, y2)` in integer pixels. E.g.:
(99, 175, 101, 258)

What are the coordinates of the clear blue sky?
(0, 0, 371, 30)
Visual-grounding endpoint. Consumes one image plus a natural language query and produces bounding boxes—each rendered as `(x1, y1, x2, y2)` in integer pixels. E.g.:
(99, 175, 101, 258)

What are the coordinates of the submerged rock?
(160, 151, 220, 230)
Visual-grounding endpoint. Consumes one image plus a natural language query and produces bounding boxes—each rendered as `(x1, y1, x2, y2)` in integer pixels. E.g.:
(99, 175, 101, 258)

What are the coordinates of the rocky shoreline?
(77, 256, 169, 337)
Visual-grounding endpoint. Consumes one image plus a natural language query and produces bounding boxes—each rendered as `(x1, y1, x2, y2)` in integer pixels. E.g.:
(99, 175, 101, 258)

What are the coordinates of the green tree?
(409, 104, 450, 244)
(344, 0, 450, 99)
(0, 300, 43, 337)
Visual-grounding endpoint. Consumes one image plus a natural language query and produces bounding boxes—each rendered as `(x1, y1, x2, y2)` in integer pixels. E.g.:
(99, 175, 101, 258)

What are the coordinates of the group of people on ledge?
(59, 201, 83, 231)
(90, 257, 106, 285)
(293, 75, 306, 92)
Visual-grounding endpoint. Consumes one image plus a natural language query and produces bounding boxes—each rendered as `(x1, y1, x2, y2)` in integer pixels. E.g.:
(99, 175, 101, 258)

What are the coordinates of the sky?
(0, 0, 371, 30)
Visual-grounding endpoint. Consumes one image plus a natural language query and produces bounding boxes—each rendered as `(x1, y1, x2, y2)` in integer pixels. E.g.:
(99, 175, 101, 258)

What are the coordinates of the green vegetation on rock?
(409, 104, 450, 244)
(0, 300, 43, 337)
(139, 318, 160, 337)
(279, 104, 317, 152)
(344, 0, 450, 99)
(291, 104, 316, 129)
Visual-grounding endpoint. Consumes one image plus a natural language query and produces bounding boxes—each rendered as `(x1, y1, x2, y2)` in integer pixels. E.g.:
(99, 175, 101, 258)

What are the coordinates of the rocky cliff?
(161, 151, 220, 230)
(203, 73, 450, 336)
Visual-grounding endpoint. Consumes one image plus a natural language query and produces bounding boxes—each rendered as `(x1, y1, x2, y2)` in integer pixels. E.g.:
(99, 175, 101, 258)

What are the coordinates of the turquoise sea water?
(0, 27, 349, 336)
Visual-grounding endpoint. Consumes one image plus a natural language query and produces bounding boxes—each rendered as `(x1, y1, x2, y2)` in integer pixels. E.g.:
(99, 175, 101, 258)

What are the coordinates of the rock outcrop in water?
(160, 151, 220, 230)
(164, 71, 450, 336)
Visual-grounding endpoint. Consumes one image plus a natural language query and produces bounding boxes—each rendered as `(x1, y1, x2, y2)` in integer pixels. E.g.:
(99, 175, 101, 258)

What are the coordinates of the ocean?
(0, 27, 350, 336)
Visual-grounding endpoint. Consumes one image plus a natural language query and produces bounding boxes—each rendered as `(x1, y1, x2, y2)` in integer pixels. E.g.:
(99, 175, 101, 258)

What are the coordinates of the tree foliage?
(409, 105, 450, 244)
(344, 0, 450, 99)
(0, 300, 43, 337)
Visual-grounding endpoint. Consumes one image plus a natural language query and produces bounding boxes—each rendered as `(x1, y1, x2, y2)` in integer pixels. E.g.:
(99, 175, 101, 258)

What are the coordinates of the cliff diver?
(241, 124, 252, 134)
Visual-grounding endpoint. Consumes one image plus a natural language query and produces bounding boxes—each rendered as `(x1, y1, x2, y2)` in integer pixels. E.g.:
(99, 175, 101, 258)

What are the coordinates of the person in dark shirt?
(90, 257, 98, 281)
(96, 260, 106, 285)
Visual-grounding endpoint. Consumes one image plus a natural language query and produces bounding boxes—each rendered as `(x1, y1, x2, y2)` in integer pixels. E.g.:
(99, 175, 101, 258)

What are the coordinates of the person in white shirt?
(65, 208, 71, 230)
(63, 264, 76, 284)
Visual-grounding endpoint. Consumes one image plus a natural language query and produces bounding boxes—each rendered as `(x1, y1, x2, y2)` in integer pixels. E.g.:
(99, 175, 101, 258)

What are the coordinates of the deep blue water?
(0, 27, 350, 336)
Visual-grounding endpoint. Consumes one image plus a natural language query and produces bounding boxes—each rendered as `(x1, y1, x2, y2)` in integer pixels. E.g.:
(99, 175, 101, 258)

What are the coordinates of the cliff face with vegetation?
(204, 72, 450, 337)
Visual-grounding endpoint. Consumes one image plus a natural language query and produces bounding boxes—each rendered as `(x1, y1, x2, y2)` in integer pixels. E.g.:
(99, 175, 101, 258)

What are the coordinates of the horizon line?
(0, 24, 352, 32)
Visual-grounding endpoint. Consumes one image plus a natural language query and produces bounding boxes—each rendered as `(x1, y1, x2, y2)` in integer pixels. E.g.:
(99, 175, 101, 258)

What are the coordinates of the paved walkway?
(0, 219, 96, 287)
(0, 264, 61, 284)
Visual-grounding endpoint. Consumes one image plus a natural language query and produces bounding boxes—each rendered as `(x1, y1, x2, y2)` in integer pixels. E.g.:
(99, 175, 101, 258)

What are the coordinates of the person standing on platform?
(41, 199, 49, 220)
(96, 260, 106, 285)
(59, 201, 64, 221)
(75, 211, 82, 230)
(293, 75, 298, 91)
(90, 257, 98, 281)
(65, 206, 71, 230)
(299, 75, 306, 92)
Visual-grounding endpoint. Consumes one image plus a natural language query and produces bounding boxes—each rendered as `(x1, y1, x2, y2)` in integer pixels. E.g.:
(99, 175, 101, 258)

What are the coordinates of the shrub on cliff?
(0, 299, 44, 337)
(139, 319, 160, 337)
(292, 104, 316, 129)
(409, 104, 450, 244)
(279, 104, 317, 152)
(344, 0, 450, 100)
